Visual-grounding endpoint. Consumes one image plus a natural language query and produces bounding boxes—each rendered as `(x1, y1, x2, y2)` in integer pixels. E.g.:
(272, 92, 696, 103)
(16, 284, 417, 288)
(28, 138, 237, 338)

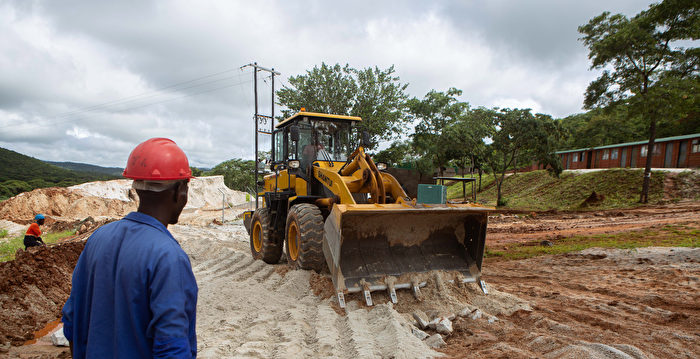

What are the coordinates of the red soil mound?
(0, 241, 85, 346)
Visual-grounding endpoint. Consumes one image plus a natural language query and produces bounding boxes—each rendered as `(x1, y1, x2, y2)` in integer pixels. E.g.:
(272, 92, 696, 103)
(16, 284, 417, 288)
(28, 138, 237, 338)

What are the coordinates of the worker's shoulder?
(90, 217, 176, 245)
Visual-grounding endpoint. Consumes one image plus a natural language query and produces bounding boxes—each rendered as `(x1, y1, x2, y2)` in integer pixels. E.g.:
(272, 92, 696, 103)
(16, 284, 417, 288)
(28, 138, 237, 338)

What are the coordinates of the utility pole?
(241, 62, 281, 209)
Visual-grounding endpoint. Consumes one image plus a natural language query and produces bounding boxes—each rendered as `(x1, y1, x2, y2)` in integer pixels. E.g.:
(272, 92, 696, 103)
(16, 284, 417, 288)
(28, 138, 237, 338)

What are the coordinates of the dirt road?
(487, 201, 700, 244)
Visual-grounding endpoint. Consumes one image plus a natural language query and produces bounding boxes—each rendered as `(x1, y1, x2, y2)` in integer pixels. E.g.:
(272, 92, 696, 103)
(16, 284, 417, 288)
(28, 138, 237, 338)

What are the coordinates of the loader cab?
(273, 111, 361, 173)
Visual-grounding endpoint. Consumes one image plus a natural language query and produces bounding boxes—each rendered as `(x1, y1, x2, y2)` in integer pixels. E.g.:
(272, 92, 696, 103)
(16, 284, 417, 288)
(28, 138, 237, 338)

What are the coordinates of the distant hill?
(0, 147, 118, 199)
(46, 161, 123, 176)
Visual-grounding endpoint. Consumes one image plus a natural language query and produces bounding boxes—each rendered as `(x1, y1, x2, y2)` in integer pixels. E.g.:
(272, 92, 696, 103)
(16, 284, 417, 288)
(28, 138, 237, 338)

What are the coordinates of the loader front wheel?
(250, 209, 283, 264)
(285, 204, 325, 272)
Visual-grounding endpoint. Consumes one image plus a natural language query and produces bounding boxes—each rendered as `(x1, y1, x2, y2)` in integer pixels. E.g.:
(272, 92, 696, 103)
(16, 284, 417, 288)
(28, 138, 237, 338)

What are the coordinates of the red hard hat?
(123, 138, 193, 180)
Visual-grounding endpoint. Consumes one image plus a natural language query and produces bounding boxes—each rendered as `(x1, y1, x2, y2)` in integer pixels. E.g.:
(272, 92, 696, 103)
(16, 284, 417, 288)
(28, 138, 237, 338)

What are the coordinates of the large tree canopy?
(276, 63, 409, 149)
(407, 88, 468, 176)
(207, 159, 255, 192)
(485, 108, 562, 206)
(578, 0, 699, 202)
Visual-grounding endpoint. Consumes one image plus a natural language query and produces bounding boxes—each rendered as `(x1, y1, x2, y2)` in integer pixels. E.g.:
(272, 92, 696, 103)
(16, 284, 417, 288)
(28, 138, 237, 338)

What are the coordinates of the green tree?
(372, 140, 413, 167)
(447, 107, 494, 201)
(207, 159, 255, 192)
(484, 109, 562, 206)
(578, 0, 699, 203)
(0, 180, 32, 198)
(407, 88, 467, 176)
(276, 63, 409, 149)
(190, 167, 204, 177)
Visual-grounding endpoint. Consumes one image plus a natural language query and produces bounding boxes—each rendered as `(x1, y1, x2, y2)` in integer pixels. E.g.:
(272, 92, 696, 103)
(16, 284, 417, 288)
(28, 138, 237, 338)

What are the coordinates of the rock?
(411, 327, 429, 340)
(458, 305, 477, 317)
(435, 317, 453, 335)
(487, 315, 499, 324)
(540, 240, 553, 247)
(447, 313, 456, 321)
(427, 318, 439, 329)
(424, 334, 446, 349)
(51, 328, 69, 347)
(470, 309, 483, 320)
(0, 342, 10, 353)
(412, 311, 430, 330)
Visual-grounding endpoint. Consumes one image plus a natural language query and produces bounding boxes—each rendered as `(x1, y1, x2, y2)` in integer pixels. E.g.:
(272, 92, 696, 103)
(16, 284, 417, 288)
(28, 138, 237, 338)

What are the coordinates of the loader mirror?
(290, 125, 300, 142)
(361, 131, 371, 148)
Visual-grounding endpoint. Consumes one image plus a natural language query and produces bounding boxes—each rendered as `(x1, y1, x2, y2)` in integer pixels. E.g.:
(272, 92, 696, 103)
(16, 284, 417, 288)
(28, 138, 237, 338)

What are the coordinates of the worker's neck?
(137, 206, 170, 228)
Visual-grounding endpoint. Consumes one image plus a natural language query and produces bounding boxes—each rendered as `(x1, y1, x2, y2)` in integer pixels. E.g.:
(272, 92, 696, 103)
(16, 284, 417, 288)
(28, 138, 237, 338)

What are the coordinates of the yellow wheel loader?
(243, 111, 492, 307)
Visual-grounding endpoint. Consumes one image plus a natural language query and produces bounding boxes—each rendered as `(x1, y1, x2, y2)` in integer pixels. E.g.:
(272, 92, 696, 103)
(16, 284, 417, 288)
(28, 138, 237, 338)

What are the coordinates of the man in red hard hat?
(62, 138, 198, 358)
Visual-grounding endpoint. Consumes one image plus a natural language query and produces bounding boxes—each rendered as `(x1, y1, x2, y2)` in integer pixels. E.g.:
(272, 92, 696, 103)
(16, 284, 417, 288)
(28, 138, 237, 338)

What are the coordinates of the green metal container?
(416, 184, 447, 204)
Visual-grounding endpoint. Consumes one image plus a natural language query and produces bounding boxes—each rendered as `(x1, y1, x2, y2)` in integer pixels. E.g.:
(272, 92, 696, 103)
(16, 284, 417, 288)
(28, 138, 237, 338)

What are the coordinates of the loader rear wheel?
(250, 209, 283, 264)
(285, 204, 325, 272)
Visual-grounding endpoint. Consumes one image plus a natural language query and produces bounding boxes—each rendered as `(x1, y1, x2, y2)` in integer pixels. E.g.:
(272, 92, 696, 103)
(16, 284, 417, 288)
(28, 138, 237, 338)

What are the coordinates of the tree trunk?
(496, 171, 506, 206)
(462, 166, 467, 202)
(478, 169, 482, 192)
(496, 179, 503, 206)
(640, 117, 657, 203)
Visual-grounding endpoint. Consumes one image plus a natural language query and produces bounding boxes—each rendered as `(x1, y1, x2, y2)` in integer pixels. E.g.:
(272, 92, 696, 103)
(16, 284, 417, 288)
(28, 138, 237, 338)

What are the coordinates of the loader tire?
(285, 203, 325, 272)
(250, 209, 283, 264)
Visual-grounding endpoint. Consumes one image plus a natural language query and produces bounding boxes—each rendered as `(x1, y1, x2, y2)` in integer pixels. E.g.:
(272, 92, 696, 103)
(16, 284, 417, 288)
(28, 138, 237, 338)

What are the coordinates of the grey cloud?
(1, 0, 659, 168)
(440, 0, 651, 67)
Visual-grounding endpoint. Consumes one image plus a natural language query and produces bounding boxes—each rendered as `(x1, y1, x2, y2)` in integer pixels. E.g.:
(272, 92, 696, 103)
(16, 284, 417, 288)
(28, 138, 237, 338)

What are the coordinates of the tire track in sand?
(170, 224, 438, 359)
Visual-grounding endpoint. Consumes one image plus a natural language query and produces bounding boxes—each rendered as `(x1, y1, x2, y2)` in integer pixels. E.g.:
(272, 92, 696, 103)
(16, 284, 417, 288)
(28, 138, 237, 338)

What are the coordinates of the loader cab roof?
(275, 111, 362, 129)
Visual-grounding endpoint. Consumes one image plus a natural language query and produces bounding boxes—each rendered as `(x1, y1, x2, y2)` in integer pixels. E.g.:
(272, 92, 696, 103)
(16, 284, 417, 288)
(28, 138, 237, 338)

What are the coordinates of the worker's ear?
(174, 180, 189, 204)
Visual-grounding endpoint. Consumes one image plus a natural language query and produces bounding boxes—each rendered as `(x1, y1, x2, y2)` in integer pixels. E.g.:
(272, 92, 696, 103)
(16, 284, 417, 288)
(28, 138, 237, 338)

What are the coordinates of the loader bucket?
(322, 203, 491, 305)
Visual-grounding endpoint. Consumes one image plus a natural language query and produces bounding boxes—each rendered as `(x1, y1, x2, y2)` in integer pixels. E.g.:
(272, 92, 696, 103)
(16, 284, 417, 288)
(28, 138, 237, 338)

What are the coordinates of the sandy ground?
(172, 224, 442, 358)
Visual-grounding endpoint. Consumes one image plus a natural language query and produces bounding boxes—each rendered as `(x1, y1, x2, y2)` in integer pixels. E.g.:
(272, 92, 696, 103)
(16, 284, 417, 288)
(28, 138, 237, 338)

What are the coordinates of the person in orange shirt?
(24, 214, 45, 249)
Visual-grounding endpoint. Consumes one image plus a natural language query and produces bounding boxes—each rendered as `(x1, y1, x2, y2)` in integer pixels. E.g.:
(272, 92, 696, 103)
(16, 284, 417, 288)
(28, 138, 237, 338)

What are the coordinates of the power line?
(3, 77, 253, 131)
(49, 67, 253, 120)
(1, 67, 254, 130)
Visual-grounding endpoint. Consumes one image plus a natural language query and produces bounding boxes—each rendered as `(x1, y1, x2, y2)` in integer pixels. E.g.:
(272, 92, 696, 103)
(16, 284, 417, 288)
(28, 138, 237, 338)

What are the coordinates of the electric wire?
(3, 77, 253, 132)
(48, 67, 251, 120)
(0, 68, 254, 130)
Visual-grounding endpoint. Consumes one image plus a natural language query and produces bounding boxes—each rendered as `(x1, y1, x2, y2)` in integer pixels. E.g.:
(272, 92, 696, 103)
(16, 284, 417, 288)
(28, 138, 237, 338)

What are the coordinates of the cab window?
(273, 130, 285, 161)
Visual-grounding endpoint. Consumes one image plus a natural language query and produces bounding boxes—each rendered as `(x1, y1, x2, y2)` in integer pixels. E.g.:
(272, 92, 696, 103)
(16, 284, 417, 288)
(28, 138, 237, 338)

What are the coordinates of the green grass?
(485, 224, 699, 261)
(445, 173, 496, 200)
(448, 169, 668, 210)
(0, 229, 7, 238)
(0, 230, 76, 262)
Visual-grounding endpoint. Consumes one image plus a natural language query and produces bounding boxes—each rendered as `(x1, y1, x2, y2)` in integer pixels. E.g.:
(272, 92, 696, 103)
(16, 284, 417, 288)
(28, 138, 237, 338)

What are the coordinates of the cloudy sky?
(0, 0, 654, 168)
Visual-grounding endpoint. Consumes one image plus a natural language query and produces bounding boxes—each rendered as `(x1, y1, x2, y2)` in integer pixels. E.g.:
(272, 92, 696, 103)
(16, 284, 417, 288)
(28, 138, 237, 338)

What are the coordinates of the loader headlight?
(376, 162, 387, 171)
(288, 160, 300, 169)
